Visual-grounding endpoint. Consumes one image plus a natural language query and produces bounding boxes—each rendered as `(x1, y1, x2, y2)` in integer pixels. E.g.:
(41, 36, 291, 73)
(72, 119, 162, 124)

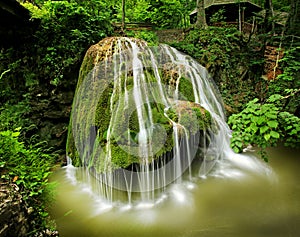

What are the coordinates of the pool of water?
(50, 146, 300, 237)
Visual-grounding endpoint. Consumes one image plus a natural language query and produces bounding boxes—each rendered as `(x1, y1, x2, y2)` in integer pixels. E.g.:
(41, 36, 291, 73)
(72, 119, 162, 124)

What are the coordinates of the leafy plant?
(267, 46, 300, 114)
(228, 94, 300, 161)
(0, 128, 56, 232)
(171, 26, 258, 113)
(209, 7, 227, 24)
(0, 0, 113, 97)
(126, 30, 158, 45)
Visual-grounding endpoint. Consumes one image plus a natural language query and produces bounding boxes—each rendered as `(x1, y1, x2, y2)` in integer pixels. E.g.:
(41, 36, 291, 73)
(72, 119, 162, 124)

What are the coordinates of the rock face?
(67, 37, 213, 172)
(0, 182, 59, 237)
(29, 88, 74, 155)
(0, 182, 29, 237)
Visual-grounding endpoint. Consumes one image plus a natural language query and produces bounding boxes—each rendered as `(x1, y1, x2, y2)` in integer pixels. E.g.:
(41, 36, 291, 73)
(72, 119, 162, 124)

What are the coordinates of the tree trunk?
(195, 0, 207, 29)
(263, 0, 275, 34)
(121, 0, 126, 32)
(286, 0, 300, 37)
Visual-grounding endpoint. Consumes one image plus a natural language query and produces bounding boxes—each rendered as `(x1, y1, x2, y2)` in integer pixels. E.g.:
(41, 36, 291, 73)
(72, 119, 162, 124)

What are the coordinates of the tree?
(228, 0, 300, 160)
(286, 0, 300, 37)
(195, 0, 207, 29)
(263, 0, 275, 34)
(122, 0, 125, 32)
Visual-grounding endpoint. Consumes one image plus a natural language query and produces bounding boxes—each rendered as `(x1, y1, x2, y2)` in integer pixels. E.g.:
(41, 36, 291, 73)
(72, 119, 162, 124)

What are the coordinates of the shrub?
(0, 128, 56, 232)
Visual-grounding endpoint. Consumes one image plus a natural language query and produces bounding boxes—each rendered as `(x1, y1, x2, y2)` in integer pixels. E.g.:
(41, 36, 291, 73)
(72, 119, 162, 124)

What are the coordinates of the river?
(50, 146, 300, 237)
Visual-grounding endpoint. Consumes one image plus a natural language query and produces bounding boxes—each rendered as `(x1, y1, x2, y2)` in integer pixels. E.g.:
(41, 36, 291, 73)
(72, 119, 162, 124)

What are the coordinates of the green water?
(50, 146, 300, 237)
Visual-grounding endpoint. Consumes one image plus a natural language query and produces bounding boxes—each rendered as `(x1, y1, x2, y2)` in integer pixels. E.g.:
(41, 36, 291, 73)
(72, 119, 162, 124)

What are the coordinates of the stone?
(67, 37, 213, 171)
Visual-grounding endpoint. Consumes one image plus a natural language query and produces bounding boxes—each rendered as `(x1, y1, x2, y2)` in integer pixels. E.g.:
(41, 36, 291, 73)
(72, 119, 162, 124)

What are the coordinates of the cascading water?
(66, 37, 271, 206)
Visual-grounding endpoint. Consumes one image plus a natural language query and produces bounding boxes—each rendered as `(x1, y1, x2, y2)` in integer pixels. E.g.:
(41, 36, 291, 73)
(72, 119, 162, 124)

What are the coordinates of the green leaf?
(12, 131, 20, 137)
(267, 120, 278, 128)
(270, 131, 280, 139)
(260, 126, 269, 133)
(264, 133, 271, 141)
(265, 112, 277, 119)
(250, 123, 258, 133)
(251, 116, 259, 123)
(0, 161, 6, 168)
(233, 147, 240, 153)
(257, 117, 265, 125)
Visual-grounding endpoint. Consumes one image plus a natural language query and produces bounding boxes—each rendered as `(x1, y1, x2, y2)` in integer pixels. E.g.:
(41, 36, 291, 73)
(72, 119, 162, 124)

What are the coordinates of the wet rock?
(0, 183, 59, 237)
(0, 183, 29, 237)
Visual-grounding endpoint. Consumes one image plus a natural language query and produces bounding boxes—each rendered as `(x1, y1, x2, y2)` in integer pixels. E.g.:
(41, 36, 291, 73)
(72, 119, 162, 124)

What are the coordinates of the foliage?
(125, 0, 153, 23)
(29, 0, 113, 86)
(0, 0, 112, 103)
(126, 30, 159, 45)
(150, 0, 183, 28)
(228, 38, 300, 161)
(209, 7, 227, 24)
(21, 2, 49, 18)
(228, 94, 300, 161)
(109, 0, 195, 29)
(0, 101, 30, 131)
(0, 128, 56, 232)
(267, 46, 300, 114)
(171, 27, 258, 113)
(172, 27, 241, 73)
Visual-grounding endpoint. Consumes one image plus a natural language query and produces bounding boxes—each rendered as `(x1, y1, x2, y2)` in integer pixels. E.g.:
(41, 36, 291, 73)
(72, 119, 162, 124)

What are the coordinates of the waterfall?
(67, 37, 270, 205)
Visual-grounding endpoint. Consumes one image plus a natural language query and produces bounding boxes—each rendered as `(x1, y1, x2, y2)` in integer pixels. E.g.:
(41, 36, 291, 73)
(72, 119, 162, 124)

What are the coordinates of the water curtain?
(67, 37, 229, 203)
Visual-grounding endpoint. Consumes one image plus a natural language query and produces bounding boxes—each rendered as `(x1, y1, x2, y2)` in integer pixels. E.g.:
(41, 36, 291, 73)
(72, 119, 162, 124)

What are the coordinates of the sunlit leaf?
(270, 131, 280, 139)
(267, 120, 278, 128)
(260, 126, 269, 133)
(264, 133, 271, 141)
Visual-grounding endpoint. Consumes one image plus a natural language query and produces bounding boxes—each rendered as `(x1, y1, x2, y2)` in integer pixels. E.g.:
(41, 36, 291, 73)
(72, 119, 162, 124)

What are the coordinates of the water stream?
(58, 37, 300, 236)
(68, 37, 265, 204)
(51, 146, 300, 237)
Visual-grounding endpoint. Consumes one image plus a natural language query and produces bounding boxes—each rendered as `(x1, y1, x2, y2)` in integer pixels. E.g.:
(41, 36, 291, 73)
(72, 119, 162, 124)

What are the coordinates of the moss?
(67, 37, 214, 172)
(166, 107, 178, 122)
(66, 120, 82, 166)
(153, 129, 174, 159)
(171, 101, 212, 137)
(110, 143, 139, 168)
(192, 107, 212, 130)
(179, 111, 198, 135)
(129, 110, 139, 132)
(178, 77, 195, 101)
(152, 104, 169, 124)
(94, 86, 113, 143)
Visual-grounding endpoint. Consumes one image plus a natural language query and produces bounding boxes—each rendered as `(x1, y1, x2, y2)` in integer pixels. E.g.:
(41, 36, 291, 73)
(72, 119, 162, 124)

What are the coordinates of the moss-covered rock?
(67, 37, 213, 172)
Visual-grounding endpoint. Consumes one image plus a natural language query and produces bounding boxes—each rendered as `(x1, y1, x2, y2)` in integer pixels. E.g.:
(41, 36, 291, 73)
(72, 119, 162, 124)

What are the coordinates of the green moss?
(110, 143, 139, 168)
(154, 130, 174, 159)
(192, 107, 212, 130)
(179, 111, 199, 135)
(178, 77, 195, 101)
(77, 54, 95, 89)
(94, 85, 113, 141)
(152, 104, 169, 124)
(67, 37, 215, 171)
(129, 110, 139, 132)
(66, 120, 82, 166)
(166, 108, 178, 122)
